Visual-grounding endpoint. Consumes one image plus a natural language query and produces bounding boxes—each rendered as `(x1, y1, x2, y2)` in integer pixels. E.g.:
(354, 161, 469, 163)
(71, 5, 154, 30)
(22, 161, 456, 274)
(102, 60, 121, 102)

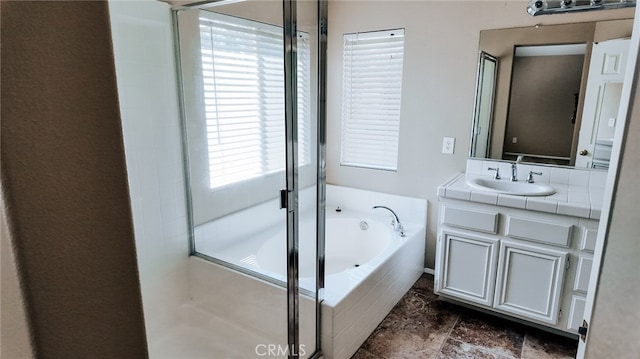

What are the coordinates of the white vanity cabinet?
(435, 197, 598, 335)
(493, 239, 567, 325)
(439, 230, 499, 307)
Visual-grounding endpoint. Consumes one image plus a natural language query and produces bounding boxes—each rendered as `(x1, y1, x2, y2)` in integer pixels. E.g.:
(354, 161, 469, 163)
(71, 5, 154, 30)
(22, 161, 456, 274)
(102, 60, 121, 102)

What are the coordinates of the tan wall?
(1, 1, 147, 357)
(327, 0, 634, 268)
(504, 54, 584, 158)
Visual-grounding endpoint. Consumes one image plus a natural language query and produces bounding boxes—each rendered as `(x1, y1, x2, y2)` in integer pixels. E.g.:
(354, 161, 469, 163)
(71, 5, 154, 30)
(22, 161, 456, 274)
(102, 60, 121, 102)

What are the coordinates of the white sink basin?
(467, 177, 555, 196)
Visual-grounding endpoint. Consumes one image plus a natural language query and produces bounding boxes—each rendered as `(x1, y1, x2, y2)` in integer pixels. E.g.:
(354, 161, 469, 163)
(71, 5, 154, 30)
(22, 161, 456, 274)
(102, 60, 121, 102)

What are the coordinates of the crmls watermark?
(255, 344, 306, 357)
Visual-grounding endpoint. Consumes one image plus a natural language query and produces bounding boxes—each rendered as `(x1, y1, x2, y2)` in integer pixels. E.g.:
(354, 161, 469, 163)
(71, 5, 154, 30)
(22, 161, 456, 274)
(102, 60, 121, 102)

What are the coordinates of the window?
(199, 13, 311, 189)
(340, 29, 405, 171)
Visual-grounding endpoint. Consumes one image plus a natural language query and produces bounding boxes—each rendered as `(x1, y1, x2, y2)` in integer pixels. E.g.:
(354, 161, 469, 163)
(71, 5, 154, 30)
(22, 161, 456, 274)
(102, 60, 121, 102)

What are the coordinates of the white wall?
(109, 0, 191, 350)
(326, 0, 634, 268)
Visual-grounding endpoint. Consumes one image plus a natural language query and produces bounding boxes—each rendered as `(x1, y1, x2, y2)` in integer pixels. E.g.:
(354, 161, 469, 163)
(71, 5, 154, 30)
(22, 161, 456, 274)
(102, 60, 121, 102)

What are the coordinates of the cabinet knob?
(579, 149, 589, 156)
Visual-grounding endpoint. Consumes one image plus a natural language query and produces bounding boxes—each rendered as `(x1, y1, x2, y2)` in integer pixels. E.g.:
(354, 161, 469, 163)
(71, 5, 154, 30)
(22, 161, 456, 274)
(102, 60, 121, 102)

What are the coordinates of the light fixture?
(527, 0, 635, 16)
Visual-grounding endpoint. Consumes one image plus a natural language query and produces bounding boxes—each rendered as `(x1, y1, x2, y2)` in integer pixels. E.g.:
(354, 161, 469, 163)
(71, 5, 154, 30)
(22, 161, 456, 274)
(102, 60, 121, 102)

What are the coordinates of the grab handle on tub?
(372, 206, 406, 237)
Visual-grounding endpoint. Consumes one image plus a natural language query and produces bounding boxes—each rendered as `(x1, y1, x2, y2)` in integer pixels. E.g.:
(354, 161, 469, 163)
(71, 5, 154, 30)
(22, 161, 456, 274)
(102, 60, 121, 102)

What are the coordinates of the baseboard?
(423, 267, 435, 275)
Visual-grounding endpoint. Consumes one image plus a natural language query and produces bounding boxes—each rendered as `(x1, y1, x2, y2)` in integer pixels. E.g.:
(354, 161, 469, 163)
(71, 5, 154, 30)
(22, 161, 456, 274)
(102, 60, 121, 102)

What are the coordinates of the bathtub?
(255, 213, 394, 288)
(190, 185, 427, 358)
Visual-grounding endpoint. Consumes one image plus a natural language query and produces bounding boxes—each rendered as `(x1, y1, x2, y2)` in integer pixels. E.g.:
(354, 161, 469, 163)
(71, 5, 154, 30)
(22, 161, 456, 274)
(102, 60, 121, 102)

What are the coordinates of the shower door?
(174, 0, 323, 357)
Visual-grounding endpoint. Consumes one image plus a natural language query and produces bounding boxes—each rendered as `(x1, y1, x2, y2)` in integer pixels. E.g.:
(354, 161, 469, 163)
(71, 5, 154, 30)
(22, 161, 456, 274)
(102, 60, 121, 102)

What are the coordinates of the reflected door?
(575, 39, 630, 168)
(470, 51, 498, 158)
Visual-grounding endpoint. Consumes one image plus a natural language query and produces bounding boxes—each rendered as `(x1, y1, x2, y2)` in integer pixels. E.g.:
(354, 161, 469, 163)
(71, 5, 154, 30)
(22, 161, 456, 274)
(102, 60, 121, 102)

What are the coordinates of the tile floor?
(352, 274, 578, 359)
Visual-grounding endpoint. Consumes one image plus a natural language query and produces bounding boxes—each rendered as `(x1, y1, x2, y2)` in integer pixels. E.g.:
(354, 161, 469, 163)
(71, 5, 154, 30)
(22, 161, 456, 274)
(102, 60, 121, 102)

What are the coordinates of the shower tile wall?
(109, 0, 190, 349)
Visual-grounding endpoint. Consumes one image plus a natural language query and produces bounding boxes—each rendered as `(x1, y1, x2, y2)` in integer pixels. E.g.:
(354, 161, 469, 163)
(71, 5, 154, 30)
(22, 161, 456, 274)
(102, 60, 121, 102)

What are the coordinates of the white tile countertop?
(437, 160, 607, 220)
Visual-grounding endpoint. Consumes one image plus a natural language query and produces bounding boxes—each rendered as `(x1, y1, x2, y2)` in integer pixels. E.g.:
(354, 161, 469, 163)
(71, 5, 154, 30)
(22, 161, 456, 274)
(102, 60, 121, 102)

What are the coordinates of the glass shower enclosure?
(173, 0, 325, 357)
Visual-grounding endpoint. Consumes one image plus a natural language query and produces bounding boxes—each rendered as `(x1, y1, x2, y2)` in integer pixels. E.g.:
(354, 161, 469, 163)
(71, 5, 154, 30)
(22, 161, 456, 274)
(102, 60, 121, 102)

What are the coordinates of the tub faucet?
(511, 163, 518, 182)
(372, 206, 405, 237)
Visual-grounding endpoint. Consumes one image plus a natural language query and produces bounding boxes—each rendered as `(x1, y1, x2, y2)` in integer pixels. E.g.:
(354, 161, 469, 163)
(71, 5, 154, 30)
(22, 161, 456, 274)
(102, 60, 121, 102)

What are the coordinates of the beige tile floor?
(352, 274, 578, 359)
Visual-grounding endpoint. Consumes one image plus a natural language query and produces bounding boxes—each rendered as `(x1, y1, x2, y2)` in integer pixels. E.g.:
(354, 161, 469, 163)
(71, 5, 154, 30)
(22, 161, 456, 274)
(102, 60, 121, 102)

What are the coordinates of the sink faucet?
(511, 163, 518, 182)
(372, 206, 405, 237)
(527, 171, 543, 183)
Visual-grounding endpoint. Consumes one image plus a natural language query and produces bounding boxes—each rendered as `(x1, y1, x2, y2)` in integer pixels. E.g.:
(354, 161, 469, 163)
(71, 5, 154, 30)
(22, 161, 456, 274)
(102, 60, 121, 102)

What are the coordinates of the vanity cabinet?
(493, 240, 567, 325)
(435, 197, 598, 335)
(439, 230, 498, 307)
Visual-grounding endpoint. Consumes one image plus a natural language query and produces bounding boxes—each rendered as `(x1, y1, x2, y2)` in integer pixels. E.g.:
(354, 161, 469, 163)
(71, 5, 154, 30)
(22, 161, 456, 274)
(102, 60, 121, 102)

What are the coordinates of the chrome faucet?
(527, 171, 543, 183)
(487, 167, 500, 180)
(511, 163, 518, 182)
(372, 206, 405, 237)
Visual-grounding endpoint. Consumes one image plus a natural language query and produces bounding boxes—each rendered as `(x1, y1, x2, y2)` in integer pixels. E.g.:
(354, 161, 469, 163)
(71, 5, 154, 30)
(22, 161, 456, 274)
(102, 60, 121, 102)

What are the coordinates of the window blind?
(199, 14, 310, 189)
(340, 29, 405, 171)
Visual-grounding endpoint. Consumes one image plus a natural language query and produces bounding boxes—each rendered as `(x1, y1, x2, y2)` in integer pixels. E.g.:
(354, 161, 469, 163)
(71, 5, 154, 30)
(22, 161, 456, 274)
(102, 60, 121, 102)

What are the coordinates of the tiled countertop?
(438, 172, 602, 220)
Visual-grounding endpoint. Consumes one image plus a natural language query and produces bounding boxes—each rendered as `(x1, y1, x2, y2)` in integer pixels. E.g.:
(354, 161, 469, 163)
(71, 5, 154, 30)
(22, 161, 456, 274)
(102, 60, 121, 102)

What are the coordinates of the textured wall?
(1, 1, 148, 357)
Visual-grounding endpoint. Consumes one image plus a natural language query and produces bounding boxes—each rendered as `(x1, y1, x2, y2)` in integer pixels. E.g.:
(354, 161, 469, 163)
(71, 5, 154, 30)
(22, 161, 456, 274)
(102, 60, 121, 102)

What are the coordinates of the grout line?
(436, 313, 460, 356)
(358, 348, 383, 359)
(521, 332, 528, 359)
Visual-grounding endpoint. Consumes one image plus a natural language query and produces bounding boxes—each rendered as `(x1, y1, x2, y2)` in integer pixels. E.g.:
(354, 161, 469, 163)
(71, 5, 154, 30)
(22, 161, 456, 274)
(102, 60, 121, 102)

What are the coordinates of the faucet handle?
(397, 223, 406, 237)
(527, 171, 543, 183)
(487, 167, 500, 180)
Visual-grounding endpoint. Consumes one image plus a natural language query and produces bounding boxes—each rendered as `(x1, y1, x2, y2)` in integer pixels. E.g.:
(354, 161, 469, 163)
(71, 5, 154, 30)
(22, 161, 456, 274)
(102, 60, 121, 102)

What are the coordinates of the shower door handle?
(280, 189, 288, 209)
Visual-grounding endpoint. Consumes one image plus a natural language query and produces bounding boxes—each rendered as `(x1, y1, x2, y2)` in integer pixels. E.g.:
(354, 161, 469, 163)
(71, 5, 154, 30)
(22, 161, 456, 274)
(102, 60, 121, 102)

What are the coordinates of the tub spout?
(372, 206, 405, 237)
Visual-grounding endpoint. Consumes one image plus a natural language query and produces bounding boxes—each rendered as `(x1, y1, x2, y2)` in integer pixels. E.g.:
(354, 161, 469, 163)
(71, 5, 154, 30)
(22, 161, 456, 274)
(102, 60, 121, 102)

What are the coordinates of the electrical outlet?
(512, 137, 518, 144)
(608, 117, 616, 127)
(442, 137, 455, 154)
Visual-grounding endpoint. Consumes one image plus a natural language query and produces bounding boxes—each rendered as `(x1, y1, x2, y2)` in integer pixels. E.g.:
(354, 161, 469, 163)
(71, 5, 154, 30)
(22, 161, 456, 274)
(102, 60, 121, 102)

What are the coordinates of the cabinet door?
(437, 230, 498, 307)
(494, 240, 567, 324)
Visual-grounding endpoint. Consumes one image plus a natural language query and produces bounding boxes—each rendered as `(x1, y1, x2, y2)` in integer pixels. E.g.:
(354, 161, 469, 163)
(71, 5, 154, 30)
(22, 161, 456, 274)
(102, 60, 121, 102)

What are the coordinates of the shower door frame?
(171, 0, 327, 357)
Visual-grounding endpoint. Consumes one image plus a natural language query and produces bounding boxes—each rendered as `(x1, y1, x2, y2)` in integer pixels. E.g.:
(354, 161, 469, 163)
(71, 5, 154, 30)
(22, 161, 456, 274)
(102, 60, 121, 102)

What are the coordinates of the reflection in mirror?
(503, 44, 586, 166)
(470, 52, 498, 158)
(576, 38, 630, 169)
(469, 19, 633, 169)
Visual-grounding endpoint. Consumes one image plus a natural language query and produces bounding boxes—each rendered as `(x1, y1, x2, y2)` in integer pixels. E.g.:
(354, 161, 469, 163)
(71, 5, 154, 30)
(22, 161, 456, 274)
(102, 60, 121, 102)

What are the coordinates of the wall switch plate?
(442, 137, 455, 154)
(608, 117, 616, 127)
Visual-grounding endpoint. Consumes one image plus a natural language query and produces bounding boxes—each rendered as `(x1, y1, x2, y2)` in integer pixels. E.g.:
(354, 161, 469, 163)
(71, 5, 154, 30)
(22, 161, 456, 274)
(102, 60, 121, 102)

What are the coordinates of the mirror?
(470, 19, 633, 168)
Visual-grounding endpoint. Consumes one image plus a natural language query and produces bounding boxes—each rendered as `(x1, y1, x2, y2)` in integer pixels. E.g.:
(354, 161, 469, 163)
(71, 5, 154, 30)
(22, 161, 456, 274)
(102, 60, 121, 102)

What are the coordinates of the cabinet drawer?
(573, 255, 593, 293)
(567, 295, 586, 331)
(442, 206, 499, 234)
(506, 216, 572, 247)
(580, 228, 598, 252)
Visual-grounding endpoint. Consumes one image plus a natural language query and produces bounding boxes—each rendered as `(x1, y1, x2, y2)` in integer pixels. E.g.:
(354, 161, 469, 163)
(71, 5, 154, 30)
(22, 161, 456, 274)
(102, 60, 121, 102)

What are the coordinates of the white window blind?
(340, 29, 404, 171)
(199, 13, 310, 189)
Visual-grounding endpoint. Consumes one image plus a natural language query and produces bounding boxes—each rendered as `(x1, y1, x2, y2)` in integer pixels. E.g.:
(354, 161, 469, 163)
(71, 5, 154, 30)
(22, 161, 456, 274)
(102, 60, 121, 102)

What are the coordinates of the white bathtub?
(191, 185, 427, 358)
(256, 213, 393, 279)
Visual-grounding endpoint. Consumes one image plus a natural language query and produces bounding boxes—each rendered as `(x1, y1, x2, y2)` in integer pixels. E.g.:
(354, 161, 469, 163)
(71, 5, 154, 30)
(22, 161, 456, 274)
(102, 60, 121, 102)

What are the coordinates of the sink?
(467, 177, 555, 196)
